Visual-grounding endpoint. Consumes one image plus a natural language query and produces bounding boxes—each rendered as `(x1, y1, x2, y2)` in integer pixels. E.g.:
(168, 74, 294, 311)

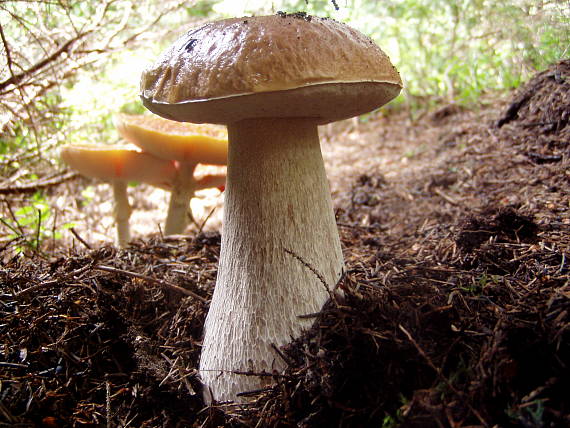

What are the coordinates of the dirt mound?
(456, 207, 539, 253)
(242, 236, 568, 427)
(2, 221, 567, 427)
(497, 59, 569, 164)
(1, 237, 216, 427)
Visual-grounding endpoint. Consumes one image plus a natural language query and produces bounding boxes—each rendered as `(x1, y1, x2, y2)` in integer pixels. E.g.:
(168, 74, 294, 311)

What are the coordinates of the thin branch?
(94, 264, 209, 303)
(0, 171, 78, 195)
(69, 227, 92, 250)
(0, 22, 15, 77)
(0, 31, 89, 92)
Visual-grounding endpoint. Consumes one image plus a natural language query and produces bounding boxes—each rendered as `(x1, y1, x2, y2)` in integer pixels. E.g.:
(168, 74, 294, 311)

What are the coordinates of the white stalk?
(164, 162, 198, 235)
(112, 181, 132, 248)
(200, 118, 345, 402)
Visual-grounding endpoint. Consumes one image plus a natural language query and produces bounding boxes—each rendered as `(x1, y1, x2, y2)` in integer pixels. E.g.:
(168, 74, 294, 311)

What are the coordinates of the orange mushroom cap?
(114, 114, 228, 166)
(60, 144, 178, 189)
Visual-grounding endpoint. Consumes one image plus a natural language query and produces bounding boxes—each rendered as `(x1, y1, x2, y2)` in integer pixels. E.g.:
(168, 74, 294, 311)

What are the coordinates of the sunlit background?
(0, 0, 568, 251)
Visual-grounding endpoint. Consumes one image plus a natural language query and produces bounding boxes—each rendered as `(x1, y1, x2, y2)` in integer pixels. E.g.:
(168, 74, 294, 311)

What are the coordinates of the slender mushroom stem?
(111, 181, 132, 247)
(200, 118, 345, 402)
(164, 161, 198, 235)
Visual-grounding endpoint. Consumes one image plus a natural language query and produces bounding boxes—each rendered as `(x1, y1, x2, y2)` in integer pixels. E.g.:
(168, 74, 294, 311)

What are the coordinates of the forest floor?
(0, 60, 568, 427)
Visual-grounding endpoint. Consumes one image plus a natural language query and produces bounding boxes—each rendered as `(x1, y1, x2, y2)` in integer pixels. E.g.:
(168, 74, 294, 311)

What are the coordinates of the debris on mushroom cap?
(115, 113, 228, 165)
(60, 144, 177, 189)
(276, 11, 313, 21)
(141, 14, 402, 125)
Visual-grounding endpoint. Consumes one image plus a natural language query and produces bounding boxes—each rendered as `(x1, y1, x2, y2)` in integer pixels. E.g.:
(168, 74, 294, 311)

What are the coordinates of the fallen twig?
(94, 264, 208, 303)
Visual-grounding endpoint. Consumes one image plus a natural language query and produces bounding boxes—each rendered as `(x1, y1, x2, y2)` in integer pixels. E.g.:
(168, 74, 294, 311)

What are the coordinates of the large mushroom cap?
(115, 114, 227, 165)
(141, 13, 402, 125)
(60, 144, 177, 189)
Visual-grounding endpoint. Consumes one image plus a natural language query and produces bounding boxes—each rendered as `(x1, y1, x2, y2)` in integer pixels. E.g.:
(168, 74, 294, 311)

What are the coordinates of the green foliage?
(80, 186, 96, 206)
(381, 414, 399, 428)
(380, 394, 407, 427)
(507, 398, 547, 426)
(119, 100, 147, 115)
(460, 272, 500, 295)
(187, 0, 218, 17)
(0, 126, 27, 157)
(356, 0, 568, 103)
(1, 192, 75, 255)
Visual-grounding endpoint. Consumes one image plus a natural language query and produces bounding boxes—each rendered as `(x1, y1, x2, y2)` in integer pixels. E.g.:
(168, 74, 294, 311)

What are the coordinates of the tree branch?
(0, 31, 89, 92)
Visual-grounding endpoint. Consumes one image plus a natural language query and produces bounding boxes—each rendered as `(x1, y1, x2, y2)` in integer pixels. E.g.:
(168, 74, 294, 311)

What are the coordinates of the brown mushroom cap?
(140, 13, 402, 125)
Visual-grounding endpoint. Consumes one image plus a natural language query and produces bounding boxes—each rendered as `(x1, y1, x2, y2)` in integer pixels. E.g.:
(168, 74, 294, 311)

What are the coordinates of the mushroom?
(114, 113, 227, 235)
(60, 144, 178, 247)
(140, 13, 402, 401)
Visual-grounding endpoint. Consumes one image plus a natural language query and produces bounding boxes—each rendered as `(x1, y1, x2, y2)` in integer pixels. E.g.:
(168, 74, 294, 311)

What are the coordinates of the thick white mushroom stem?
(164, 162, 198, 235)
(111, 181, 132, 247)
(200, 118, 345, 402)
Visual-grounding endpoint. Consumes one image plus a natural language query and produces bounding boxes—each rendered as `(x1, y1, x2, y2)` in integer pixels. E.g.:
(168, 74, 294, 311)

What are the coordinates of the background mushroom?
(115, 113, 227, 235)
(141, 13, 402, 402)
(60, 144, 178, 247)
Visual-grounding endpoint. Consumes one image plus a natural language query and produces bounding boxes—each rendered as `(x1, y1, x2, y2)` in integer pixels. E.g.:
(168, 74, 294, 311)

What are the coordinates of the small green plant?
(381, 394, 408, 427)
(478, 273, 500, 288)
(1, 192, 75, 255)
(507, 398, 546, 427)
(460, 273, 500, 295)
(80, 186, 96, 207)
(382, 414, 399, 428)
(525, 400, 546, 426)
(403, 144, 427, 159)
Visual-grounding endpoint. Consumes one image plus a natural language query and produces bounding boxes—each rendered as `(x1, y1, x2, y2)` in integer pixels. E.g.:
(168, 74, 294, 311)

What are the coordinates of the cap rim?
(142, 81, 402, 125)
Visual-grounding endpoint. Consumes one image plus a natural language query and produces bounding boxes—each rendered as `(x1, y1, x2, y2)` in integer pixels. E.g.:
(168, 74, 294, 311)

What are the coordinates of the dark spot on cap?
(184, 38, 198, 52)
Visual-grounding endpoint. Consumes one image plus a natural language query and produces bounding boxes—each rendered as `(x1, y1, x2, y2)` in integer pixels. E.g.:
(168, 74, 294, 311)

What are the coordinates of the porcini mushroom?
(60, 144, 178, 247)
(114, 113, 227, 235)
(140, 13, 402, 402)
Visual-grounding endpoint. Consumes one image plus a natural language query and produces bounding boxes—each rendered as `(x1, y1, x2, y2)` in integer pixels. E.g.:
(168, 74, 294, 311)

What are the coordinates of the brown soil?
(1, 60, 568, 427)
